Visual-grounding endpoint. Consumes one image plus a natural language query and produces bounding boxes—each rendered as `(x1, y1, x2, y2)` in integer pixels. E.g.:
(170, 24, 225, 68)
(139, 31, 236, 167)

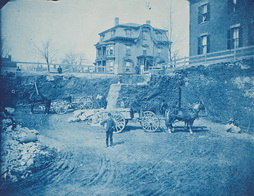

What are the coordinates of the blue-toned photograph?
(0, 0, 254, 195)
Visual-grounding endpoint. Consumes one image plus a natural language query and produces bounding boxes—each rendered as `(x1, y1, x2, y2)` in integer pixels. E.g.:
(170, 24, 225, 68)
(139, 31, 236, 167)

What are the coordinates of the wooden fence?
(2, 62, 112, 74)
(2, 45, 254, 75)
(165, 45, 254, 69)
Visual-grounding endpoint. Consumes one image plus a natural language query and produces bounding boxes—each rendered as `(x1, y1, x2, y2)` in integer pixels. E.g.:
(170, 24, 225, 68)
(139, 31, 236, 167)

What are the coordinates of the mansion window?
(198, 3, 210, 23)
(156, 32, 162, 40)
(100, 35, 105, 42)
(227, 26, 241, 49)
(97, 48, 102, 57)
(198, 34, 209, 55)
(143, 47, 147, 55)
(107, 45, 114, 55)
(158, 48, 161, 56)
(126, 45, 131, 56)
(125, 29, 131, 37)
(111, 30, 116, 37)
(107, 61, 114, 73)
(125, 61, 132, 72)
(143, 31, 149, 40)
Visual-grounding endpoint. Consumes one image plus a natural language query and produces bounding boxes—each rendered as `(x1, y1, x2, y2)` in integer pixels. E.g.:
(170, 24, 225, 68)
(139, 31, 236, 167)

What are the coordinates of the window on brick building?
(248, 22, 254, 45)
(198, 34, 209, 54)
(126, 45, 131, 56)
(228, 0, 238, 13)
(227, 26, 242, 49)
(198, 3, 210, 24)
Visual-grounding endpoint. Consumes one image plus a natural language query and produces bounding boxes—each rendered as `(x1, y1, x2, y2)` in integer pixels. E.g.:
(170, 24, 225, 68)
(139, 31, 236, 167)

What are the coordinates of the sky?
(1, 0, 189, 64)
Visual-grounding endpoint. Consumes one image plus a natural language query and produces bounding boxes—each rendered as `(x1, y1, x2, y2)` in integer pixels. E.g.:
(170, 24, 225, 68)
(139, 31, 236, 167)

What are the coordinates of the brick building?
(1, 55, 17, 73)
(95, 18, 171, 74)
(188, 0, 254, 56)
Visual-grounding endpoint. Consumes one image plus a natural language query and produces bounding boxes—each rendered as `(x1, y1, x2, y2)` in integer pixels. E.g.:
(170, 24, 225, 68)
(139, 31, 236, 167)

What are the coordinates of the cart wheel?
(77, 96, 94, 110)
(140, 111, 159, 132)
(111, 112, 126, 133)
(52, 100, 69, 114)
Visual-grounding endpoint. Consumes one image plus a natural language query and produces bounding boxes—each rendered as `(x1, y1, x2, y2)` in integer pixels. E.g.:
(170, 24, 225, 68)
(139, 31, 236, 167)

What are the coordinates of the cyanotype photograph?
(0, 0, 254, 195)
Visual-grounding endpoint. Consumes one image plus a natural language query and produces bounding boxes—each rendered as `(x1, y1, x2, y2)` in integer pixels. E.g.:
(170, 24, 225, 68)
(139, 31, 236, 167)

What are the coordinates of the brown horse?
(29, 93, 51, 114)
(165, 101, 205, 134)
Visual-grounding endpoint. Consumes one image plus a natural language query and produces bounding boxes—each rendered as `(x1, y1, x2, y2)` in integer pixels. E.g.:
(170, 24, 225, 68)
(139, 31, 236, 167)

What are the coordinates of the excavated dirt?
(1, 59, 253, 129)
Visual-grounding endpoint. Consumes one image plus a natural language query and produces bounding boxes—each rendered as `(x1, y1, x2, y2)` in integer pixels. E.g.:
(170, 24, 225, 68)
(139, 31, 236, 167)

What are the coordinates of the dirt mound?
(1, 58, 253, 131)
(117, 75, 180, 113)
(182, 59, 254, 129)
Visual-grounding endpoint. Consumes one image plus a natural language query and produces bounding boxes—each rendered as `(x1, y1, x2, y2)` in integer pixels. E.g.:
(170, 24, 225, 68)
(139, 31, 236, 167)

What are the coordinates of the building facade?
(188, 0, 254, 56)
(95, 18, 170, 74)
(1, 55, 17, 73)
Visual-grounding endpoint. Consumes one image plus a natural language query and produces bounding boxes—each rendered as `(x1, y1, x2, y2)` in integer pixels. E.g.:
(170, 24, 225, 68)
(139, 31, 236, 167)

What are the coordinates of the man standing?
(57, 66, 62, 74)
(160, 100, 168, 116)
(101, 113, 116, 147)
(96, 94, 107, 109)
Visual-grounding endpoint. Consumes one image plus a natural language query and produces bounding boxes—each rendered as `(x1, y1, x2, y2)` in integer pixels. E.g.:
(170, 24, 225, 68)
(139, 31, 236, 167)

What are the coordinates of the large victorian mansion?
(95, 18, 171, 74)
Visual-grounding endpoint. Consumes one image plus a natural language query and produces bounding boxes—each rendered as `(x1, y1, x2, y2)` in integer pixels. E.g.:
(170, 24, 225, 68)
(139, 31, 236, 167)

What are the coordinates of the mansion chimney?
(115, 17, 119, 26)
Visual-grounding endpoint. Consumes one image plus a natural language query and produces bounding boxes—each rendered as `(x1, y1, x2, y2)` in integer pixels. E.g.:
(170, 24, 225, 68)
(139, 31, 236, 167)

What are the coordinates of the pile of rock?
(67, 109, 106, 126)
(1, 125, 55, 182)
(225, 119, 241, 133)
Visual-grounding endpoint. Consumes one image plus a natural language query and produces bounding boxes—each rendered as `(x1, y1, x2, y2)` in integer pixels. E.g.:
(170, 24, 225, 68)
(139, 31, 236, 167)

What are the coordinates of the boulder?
(18, 133, 38, 143)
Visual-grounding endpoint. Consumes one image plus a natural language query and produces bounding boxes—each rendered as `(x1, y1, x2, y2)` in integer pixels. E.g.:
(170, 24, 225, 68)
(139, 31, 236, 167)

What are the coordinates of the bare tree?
(35, 40, 57, 72)
(62, 51, 88, 72)
(1, 38, 12, 58)
(167, 1, 185, 67)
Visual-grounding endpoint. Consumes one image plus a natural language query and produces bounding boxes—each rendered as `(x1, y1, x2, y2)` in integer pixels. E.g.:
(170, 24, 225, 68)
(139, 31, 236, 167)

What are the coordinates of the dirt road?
(2, 107, 254, 196)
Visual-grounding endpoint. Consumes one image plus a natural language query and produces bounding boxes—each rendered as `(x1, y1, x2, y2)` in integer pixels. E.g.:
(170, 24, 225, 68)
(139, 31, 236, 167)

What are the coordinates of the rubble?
(1, 124, 55, 182)
(68, 109, 107, 126)
(225, 123, 241, 133)
(4, 107, 15, 114)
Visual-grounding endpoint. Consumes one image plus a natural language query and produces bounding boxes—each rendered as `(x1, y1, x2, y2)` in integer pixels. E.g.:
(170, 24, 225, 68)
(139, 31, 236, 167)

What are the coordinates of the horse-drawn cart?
(104, 101, 206, 134)
(70, 107, 161, 133)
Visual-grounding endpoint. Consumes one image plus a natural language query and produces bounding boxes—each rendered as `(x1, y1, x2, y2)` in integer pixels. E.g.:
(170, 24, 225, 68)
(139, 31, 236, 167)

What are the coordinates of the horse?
(165, 101, 205, 134)
(29, 93, 51, 114)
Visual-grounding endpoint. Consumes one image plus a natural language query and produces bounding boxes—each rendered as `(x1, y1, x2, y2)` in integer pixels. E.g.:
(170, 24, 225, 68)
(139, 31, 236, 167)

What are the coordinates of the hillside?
(1, 58, 253, 131)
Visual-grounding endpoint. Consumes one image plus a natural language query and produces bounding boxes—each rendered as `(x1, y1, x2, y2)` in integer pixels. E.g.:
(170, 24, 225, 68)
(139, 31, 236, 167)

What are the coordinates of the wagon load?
(68, 108, 132, 133)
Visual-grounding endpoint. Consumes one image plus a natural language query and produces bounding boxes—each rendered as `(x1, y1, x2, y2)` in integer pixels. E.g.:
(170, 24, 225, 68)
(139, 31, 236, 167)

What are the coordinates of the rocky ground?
(1, 106, 254, 196)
